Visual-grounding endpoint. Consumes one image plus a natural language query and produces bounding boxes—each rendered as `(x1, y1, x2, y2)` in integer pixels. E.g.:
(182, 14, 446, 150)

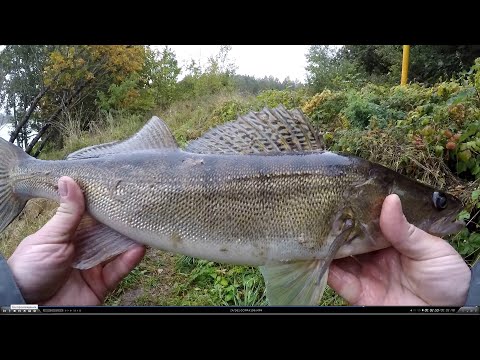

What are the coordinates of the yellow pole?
(401, 45, 410, 85)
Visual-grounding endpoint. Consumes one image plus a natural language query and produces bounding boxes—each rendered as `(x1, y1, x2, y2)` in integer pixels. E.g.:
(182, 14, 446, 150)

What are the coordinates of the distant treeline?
(232, 74, 303, 94)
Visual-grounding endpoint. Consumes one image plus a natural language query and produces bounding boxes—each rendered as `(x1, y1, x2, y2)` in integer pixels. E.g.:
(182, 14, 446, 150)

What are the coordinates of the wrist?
(0, 254, 26, 305)
(464, 262, 480, 306)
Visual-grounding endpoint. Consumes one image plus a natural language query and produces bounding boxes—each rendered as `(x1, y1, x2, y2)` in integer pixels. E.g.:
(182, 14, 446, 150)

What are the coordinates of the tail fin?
(0, 138, 30, 233)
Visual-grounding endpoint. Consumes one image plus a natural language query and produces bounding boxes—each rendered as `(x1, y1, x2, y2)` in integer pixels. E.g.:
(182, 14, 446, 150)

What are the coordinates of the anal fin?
(260, 214, 357, 306)
(73, 215, 139, 269)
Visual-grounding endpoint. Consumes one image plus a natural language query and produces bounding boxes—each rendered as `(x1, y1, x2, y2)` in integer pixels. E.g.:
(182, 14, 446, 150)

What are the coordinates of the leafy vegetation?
(302, 65, 480, 266)
(307, 45, 480, 92)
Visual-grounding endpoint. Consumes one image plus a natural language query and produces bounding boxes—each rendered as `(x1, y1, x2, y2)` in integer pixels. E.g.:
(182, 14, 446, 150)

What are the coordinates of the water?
(0, 123, 11, 141)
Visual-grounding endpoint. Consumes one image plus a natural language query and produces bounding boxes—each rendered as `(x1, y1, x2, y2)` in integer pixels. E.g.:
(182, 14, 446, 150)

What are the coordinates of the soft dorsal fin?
(185, 105, 325, 155)
(66, 116, 179, 160)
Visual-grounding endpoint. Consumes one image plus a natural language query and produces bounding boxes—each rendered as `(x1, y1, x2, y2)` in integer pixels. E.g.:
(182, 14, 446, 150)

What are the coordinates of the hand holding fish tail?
(7, 177, 146, 305)
(328, 194, 471, 306)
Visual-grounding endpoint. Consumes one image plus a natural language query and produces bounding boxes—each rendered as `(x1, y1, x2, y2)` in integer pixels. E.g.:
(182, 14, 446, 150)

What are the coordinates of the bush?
(303, 61, 480, 265)
(254, 88, 309, 109)
(302, 90, 348, 129)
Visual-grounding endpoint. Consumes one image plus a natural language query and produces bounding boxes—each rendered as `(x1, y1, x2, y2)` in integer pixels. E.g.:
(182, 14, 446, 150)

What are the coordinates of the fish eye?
(433, 191, 447, 210)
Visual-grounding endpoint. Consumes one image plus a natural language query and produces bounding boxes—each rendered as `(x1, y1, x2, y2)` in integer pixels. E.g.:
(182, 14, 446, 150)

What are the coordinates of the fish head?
(334, 161, 465, 258)
(388, 166, 465, 237)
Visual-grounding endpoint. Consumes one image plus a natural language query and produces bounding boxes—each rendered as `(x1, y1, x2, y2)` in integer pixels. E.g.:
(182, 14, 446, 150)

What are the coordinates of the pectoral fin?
(260, 216, 356, 306)
(72, 215, 139, 269)
(260, 260, 330, 306)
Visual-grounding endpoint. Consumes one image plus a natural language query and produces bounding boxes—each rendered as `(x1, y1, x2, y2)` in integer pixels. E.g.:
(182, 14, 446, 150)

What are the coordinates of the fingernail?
(58, 179, 68, 197)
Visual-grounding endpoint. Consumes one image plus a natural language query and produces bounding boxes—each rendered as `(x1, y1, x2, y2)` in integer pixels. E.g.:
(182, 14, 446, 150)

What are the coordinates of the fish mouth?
(428, 218, 465, 237)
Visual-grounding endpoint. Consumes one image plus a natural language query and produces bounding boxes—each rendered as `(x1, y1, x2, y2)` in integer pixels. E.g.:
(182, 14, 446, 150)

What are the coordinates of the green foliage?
(302, 90, 348, 129)
(233, 74, 302, 94)
(307, 64, 480, 180)
(0, 45, 57, 146)
(456, 231, 480, 258)
(97, 72, 155, 114)
(0, 45, 153, 153)
(337, 45, 480, 86)
(254, 88, 309, 109)
(38, 112, 147, 160)
(306, 45, 366, 92)
(340, 45, 401, 85)
(450, 187, 480, 265)
(409, 46, 480, 84)
(174, 256, 267, 306)
(210, 98, 253, 124)
(303, 85, 406, 131)
(177, 45, 237, 100)
(451, 122, 480, 178)
(342, 89, 404, 129)
(179, 71, 234, 99)
(158, 91, 255, 146)
(304, 60, 480, 266)
(146, 46, 182, 109)
(157, 88, 310, 148)
(473, 58, 480, 94)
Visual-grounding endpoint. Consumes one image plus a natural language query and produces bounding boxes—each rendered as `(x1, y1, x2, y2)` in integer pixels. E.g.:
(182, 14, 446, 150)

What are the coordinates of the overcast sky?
(160, 45, 312, 82)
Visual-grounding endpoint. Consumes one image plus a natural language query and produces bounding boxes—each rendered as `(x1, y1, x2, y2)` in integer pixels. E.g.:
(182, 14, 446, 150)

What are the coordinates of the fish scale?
(10, 150, 360, 264)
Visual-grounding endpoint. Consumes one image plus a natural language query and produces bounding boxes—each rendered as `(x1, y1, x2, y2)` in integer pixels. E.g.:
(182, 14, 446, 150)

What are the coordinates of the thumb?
(380, 194, 454, 260)
(34, 176, 85, 244)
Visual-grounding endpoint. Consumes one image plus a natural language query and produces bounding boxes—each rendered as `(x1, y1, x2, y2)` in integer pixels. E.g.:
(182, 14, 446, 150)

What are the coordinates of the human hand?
(328, 194, 471, 306)
(7, 176, 146, 305)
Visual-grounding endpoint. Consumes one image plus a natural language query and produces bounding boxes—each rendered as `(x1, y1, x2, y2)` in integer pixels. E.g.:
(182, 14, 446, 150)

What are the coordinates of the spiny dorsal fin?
(185, 105, 325, 155)
(66, 116, 179, 160)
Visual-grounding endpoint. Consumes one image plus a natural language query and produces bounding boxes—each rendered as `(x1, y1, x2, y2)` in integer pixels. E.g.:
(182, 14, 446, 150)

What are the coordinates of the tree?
(145, 46, 181, 109)
(178, 45, 238, 99)
(0, 45, 151, 155)
(305, 45, 362, 92)
(0, 45, 57, 147)
(340, 45, 399, 76)
(338, 45, 480, 85)
(408, 45, 480, 83)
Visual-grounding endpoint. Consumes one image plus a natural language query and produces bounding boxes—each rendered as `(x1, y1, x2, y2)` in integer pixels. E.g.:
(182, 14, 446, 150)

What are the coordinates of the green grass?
(40, 112, 149, 160)
(158, 91, 256, 147)
(104, 252, 347, 306)
(0, 199, 58, 258)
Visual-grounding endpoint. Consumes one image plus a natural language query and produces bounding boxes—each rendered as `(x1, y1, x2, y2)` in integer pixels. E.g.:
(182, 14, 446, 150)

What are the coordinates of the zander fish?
(0, 105, 465, 305)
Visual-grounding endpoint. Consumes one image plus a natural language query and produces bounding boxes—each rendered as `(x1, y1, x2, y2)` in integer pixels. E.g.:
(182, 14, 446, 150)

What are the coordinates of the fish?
(0, 105, 465, 305)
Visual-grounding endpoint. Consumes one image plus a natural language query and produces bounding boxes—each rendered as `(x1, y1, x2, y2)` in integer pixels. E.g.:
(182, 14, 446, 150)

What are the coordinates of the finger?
(331, 255, 363, 275)
(379, 194, 455, 260)
(102, 246, 146, 291)
(327, 261, 362, 304)
(34, 176, 85, 244)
